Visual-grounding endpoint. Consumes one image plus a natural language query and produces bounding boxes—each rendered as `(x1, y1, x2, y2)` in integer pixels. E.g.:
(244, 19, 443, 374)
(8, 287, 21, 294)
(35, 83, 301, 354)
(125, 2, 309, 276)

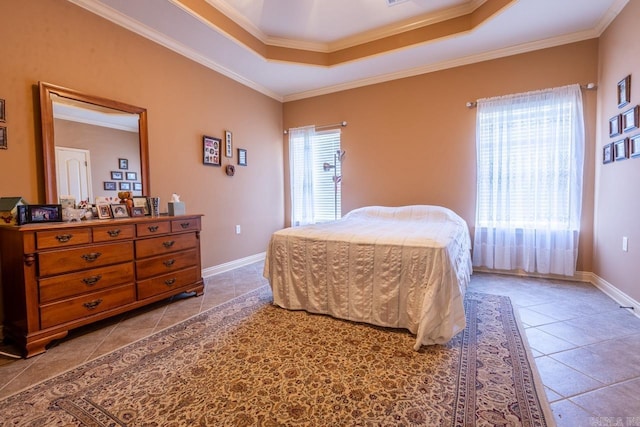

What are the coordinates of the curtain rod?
(284, 121, 347, 134)
(464, 83, 598, 108)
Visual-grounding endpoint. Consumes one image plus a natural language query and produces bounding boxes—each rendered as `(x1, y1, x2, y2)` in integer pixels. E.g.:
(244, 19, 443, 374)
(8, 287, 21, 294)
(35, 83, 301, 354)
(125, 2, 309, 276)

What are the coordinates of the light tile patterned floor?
(1, 263, 639, 426)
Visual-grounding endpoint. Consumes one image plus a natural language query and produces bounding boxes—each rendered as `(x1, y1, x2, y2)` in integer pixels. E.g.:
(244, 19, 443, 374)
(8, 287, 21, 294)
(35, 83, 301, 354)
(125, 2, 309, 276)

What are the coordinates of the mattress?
(263, 205, 473, 350)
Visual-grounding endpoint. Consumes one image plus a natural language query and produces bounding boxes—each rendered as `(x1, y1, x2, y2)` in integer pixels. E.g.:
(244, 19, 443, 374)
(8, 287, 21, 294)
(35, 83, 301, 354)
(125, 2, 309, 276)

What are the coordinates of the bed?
(263, 205, 472, 350)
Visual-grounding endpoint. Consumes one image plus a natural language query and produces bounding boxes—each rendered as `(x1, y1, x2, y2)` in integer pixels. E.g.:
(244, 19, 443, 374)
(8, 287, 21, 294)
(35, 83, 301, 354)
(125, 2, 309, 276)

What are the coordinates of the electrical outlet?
(235, 225, 241, 235)
(623, 236, 628, 252)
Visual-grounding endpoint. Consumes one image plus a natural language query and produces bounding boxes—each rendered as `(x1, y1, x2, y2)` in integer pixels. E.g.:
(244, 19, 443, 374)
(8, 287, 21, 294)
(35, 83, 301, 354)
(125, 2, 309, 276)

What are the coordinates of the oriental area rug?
(0, 287, 554, 426)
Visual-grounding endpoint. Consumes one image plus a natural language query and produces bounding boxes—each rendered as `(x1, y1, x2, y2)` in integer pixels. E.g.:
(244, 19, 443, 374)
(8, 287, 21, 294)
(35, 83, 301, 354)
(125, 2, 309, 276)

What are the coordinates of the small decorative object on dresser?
(0, 197, 27, 225)
(0, 214, 204, 357)
(27, 204, 63, 223)
(97, 203, 112, 219)
(168, 193, 185, 216)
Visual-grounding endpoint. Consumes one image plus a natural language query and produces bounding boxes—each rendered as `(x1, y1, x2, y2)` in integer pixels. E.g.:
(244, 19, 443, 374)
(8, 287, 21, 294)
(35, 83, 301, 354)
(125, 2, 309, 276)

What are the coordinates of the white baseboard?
(201, 252, 266, 278)
(588, 272, 640, 319)
(474, 267, 640, 319)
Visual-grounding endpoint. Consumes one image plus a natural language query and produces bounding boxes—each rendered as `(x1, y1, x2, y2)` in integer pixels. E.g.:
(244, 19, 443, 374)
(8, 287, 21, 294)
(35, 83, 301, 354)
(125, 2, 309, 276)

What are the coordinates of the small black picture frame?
(630, 134, 640, 158)
(104, 181, 117, 191)
(237, 148, 247, 166)
(618, 75, 631, 108)
(609, 115, 622, 137)
(126, 172, 137, 181)
(613, 138, 629, 161)
(203, 135, 221, 166)
(0, 126, 6, 150)
(0, 98, 5, 122)
(119, 182, 131, 191)
(119, 158, 129, 170)
(622, 105, 639, 133)
(27, 204, 63, 223)
(603, 143, 614, 164)
(133, 182, 142, 191)
(111, 171, 123, 180)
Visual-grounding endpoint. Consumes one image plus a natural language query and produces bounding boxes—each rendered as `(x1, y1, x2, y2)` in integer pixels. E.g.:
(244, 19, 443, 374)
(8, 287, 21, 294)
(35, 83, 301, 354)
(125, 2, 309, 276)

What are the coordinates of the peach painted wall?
(0, 1, 284, 273)
(594, 1, 640, 305)
(283, 40, 599, 273)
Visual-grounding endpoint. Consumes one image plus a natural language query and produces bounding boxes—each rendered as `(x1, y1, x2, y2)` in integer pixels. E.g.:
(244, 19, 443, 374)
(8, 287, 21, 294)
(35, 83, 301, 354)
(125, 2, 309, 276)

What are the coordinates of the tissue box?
(168, 202, 185, 216)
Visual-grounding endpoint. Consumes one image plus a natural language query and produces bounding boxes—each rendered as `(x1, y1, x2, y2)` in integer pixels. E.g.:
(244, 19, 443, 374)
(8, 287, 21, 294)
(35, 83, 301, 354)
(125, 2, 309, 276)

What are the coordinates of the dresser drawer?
(135, 249, 198, 280)
(171, 218, 200, 233)
(135, 233, 197, 259)
(39, 262, 135, 303)
(93, 224, 135, 242)
(40, 284, 136, 329)
(38, 242, 134, 276)
(137, 267, 199, 300)
(36, 228, 91, 249)
(136, 221, 170, 237)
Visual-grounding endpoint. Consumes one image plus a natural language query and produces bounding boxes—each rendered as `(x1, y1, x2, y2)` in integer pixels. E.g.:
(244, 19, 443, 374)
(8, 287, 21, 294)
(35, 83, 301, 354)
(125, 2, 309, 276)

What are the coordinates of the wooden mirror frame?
(39, 81, 150, 204)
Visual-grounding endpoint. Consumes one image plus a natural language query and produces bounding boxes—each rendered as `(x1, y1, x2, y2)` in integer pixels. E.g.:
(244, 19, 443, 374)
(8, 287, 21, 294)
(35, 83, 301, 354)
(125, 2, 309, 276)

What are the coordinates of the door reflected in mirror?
(39, 82, 150, 205)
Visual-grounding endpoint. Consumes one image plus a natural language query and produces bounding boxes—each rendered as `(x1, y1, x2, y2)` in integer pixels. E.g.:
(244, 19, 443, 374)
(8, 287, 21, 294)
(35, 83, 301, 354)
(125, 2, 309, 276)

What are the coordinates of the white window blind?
(289, 126, 342, 226)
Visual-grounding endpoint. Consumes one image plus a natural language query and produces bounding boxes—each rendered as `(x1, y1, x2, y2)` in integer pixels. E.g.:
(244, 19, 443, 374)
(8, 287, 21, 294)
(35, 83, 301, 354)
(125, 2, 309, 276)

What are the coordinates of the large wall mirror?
(39, 82, 150, 205)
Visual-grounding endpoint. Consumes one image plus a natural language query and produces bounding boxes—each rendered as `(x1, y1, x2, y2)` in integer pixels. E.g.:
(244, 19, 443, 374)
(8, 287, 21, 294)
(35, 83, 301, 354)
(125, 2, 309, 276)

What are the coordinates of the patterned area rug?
(0, 287, 554, 426)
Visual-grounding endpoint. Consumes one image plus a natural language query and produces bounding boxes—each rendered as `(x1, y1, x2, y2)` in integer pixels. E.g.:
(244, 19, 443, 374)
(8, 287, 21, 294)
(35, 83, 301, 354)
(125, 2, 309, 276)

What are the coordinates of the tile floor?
(1, 262, 639, 426)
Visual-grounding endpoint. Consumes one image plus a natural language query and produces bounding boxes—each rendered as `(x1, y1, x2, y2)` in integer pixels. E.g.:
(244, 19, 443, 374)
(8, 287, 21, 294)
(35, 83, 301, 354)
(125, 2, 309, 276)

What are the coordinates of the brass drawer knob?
(162, 240, 175, 248)
(82, 275, 102, 286)
(81, 252, 102, 262)
(164, 278, 176, 286)
(83, 299, 103, 310)
(148, 225, 159, 232)
(107, 229, 121, 237)
(55, 234, 73, 243)
(163, 259, 176, 267)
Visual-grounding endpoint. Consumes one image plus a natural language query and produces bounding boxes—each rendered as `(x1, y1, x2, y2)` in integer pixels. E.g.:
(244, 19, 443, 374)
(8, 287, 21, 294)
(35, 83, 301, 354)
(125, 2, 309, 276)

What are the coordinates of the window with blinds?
(289, 128, 341, 226)
(476, 102, 576, 229)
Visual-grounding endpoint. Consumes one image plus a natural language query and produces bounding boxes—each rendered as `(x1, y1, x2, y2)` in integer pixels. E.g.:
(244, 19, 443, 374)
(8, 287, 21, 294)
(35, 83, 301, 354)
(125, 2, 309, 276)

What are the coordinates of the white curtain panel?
(289, 125, 316, 227)
(472, 84, 585, 276)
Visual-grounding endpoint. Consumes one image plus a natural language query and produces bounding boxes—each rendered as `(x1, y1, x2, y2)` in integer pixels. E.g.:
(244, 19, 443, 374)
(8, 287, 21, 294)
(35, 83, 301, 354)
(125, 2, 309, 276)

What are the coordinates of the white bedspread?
(263, 205, 472, 350)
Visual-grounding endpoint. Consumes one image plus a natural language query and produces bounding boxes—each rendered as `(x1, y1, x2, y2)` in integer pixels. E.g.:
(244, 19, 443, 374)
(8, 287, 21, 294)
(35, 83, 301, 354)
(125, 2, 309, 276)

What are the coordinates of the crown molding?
(67, 0, 283, 101)
(283, 29, 599, 102)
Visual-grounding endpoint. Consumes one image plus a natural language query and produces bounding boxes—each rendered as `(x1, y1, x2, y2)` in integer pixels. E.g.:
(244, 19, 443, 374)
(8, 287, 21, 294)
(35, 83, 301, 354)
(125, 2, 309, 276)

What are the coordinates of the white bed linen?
(263, 205, 473, 350)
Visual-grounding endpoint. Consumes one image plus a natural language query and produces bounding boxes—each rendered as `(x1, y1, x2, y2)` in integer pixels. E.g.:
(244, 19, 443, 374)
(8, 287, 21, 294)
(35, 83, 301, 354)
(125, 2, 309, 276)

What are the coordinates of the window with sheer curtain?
(472, 84, 585, 276)
(289, 126, 342, 226)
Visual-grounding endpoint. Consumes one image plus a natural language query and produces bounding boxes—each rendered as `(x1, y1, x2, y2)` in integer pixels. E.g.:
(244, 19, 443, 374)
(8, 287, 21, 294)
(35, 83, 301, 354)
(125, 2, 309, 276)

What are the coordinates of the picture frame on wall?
(630, 134, 640, 158)
(622, 105, 639, 132)
(237, 148, 247, 166)
(225, 130, 233, 158)
(203, 135, 221, 166)
(0, 126, 6, 150)
(126, 172, 137, 181)
(613, 138, 629, 161)
(603, 143, 614, 164)
(119, 158, 129, 170)
(133, 182, 142, 191)
(609, 114, 622, 137)
(617, 75, 631, 108)
(104, 181, 117, 191)
(0, 98, 5, 122)
(119, 182, 131, 191)
(111, 171, 123, 180)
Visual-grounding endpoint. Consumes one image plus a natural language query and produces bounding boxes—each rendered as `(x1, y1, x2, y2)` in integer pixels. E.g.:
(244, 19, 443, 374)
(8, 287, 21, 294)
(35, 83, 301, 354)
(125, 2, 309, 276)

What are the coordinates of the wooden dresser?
(0, 214, 204, 358)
